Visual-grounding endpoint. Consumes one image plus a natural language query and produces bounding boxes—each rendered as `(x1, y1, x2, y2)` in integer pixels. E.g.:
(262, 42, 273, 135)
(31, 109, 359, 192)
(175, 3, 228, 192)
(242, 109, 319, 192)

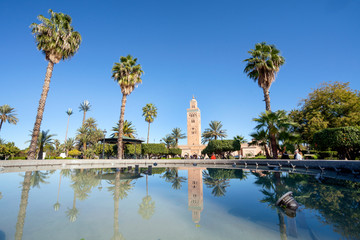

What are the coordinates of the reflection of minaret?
(187, 168, 204, 224)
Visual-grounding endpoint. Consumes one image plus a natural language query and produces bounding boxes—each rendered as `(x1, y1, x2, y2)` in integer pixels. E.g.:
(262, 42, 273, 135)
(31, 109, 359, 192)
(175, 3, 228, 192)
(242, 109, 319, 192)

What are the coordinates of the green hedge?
(142, 144, 168, 156)
(202, 140, 237, 155)
(313, 126, 360, 159)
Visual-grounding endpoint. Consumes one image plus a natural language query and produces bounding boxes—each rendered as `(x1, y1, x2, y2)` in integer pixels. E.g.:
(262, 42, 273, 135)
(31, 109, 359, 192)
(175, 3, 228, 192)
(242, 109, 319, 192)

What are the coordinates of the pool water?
(0, 167, 359, 240)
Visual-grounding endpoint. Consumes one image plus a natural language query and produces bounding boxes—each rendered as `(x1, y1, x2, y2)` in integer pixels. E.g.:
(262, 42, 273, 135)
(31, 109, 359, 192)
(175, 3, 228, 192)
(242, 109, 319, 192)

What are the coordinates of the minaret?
(187, 96, 201, 146)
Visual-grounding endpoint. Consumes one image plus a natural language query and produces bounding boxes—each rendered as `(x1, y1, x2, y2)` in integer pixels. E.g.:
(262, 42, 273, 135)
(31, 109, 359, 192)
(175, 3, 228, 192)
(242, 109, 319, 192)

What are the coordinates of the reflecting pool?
(0, 167, 359, 240)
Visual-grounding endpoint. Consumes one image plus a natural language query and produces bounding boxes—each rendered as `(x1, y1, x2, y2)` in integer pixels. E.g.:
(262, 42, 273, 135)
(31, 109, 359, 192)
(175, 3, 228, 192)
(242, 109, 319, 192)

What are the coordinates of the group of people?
(281, 149, 303, 160)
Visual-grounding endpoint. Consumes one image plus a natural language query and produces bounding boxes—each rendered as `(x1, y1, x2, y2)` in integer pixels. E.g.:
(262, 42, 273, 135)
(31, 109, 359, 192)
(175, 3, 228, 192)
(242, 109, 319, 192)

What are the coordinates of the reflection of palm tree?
(162, 168, 186, 190)
(202, 171, 230, 197)
(15, 171, 32, 240)
(138, 174, 155, 220)
(53, 173, 62, 211)
(30, 171, 49, 188)
(0, 192, 2, 200)
(111, 171, 127, 240)
(66, 191, 78, 222)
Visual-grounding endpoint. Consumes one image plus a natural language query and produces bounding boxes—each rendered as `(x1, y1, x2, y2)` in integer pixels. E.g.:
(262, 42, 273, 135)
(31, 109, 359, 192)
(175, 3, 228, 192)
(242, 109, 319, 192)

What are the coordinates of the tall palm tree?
(142, 103, 158, 144)
(138, 174, 155, 220)
(161, 135, 174, 149)
(202, 171, 230, 197)
(28, 9, 81, 160)
(64, 138, 75, 157)
(170, 128, 186, 146)
(53, 172, 62, 211)
(79, 100, 91, 126)
(15, 171, 32, 240)
(253, 110, 296, 158)
(201, 121, 227, 144)
(111, 120, 136, 138)
(64, 108, 73, 142)
(112, 55, 143, 159)
(0, 104, 18, 132)
(243, 42, 285, 112)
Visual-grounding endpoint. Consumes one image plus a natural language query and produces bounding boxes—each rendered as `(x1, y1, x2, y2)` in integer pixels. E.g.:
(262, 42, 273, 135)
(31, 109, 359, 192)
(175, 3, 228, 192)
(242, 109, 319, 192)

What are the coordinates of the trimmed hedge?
(313, 126, 360, 160)
(202, 140, 237, 155)
(142, 144, 168, 156)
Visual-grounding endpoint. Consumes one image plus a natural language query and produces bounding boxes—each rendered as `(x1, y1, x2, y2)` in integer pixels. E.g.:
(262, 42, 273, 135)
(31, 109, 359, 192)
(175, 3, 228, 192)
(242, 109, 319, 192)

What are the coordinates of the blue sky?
(0, 0, 359, 149)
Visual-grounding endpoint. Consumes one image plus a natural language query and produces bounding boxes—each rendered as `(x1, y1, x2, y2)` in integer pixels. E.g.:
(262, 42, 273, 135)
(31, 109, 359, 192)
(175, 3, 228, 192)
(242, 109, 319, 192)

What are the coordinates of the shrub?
(142, 144, 168, 156)
(202, 140, 237, 156)
(313, 126, 360, 159)
(316, 151, 338, 159)
(68, 149, 81, 157)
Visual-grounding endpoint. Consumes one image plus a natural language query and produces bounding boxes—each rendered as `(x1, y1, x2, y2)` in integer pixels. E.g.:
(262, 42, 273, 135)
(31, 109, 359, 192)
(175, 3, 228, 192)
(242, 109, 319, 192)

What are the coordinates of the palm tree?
(170, 128, 186, 146)
(76, 117, 103, 159)
(138, 174, 155, 220)
(28, 130, 56, 159)
(201, 121, 227, 144)
(111, 120, 136, 138)
(253, 110, 296, 158)
(15, 172, 32, 240)
(79, 100, 91, 125)
(249, 130, 271, 158)
(64, 108, 73, 142)
(161, 135, 174, 149)
(202, 171, 230, 197)
(53, 172, 62, 211)
(64, 138, 75, 157)
(243, 42, 285, 112)
(142, 103, 158, 144)
(233, 135, 247, 158)
(27, 10, 81, 160)
(112, 55, 143, 159)
(0, 104, 18, 132)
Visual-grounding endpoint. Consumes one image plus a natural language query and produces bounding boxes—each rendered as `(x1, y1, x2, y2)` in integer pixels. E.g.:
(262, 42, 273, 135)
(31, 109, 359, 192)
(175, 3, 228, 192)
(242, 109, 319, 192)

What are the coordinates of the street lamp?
(102, 130, 107, 159)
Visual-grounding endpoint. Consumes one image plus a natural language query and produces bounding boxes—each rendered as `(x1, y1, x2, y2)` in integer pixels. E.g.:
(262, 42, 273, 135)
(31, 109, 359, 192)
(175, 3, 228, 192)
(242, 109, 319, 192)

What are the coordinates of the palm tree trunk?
(28, 61, 55, 160)
(117, 94, 127, 159)
(65, 115, 70, 143)
(264, 144, 271, 159)
(82, 111, 86, 126)
(270, 135, 278, 159)
(147, 122, 151, 144)
(57, 174, 62, 202)
(38, 144, 44, 160)
(15, 171, 32, 240)
(146, 174, 148, 196)
(278, 210, 287, 240)
(113, 171, 120, 238)
(0, 119, 3, 132)
(263, 87, 271, 112)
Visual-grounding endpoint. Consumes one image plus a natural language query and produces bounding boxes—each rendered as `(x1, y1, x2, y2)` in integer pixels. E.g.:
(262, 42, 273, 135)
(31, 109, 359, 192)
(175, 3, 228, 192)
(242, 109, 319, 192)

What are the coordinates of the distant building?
(179, 97, 206, 157)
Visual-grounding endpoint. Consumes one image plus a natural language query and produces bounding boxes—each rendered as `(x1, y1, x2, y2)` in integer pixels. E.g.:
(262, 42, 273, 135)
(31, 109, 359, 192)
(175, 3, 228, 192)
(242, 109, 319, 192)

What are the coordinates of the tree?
(64, 138, 75, 156)
(170, 128, 186, 146)
(76, 118, 103, 159)
(203, 170, 230, 197)
(253, 110, 296, 158)
(249, 130, 271, 158)
(142, 103, 158, 144)
(233, 135, 247, 157)
(0, 142, 20, 160)
(79, 100, 91, 126)
(243, 42, 285, 112)
(202, 121, 227, 144)
(65, 108, 73, 142)
(201, 140, 236, 157)
(28, 9, 81, 160)
(111, 120, 136, 138)
(161, 135, 174, 149)
(290, 82, 360, 143)
(28, 130, 56, 159)
(112, 55, 143, 159)
(0, 104, 18, 132)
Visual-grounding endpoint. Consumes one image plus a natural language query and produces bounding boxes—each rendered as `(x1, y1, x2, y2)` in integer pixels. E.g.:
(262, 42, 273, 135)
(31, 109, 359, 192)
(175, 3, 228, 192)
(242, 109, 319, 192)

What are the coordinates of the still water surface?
(0, 167, 359, 240)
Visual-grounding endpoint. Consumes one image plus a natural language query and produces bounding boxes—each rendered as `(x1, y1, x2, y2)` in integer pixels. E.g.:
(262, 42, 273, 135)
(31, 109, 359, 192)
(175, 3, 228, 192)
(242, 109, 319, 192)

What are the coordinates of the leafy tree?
(0, 104, 18, 132)
(68, 149, 81, 157)
(0, 142, 20, 160)
(112, 55, 143, 159)
(313, 126, 360, 159)
(202, 121, 227, 144)
(290, 82, 360, 143)
(202, 140, 236, 157)
(142, 143, 168, 157)
(142, 103, 158, 144)
(28, 9, 81, 160)
(253, 110, 297, 158)
(111, 120, 136, 138)
(79, 101, 91, 126)
(64, 138, 76, 156)
(65, 108, 73, 142)
(243, 42, 285, 112)
(170, 128, 186, 146)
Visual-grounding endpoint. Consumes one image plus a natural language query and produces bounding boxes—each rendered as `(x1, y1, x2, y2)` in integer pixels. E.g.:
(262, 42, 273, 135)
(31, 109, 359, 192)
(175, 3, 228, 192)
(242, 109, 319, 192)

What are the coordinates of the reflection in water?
(138, 174, 155, 220)
(5, 167, 359, 240)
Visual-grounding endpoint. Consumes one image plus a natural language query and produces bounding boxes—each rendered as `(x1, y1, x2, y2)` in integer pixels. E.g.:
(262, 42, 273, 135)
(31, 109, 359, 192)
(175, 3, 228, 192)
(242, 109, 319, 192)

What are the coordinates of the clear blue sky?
(1, 0, 359, 149)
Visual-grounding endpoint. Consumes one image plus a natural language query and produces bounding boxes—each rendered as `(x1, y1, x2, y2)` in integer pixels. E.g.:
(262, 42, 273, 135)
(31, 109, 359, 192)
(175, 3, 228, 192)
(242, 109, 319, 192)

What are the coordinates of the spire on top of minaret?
(192, 95, 195, 99)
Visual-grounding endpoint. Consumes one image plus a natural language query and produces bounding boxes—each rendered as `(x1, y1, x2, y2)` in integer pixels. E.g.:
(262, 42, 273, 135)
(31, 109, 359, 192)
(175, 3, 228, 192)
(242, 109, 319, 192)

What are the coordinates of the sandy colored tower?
(179, 96, 206, 157)
(187, 168, 205, 224)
